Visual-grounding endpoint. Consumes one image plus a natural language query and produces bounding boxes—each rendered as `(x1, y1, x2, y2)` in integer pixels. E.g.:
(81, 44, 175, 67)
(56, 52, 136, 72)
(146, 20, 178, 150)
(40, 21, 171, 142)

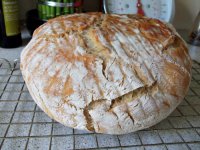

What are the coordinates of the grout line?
(49, 120, 54, 150)
(116, 135, 122, 149)
(195, 128, 200, 137)
(136, 132, 144, 147)
(73, 129, 75, 150)
(95, 133, 99, 149)
(24, 104, 37, 149)
(156, 130, 168, 150)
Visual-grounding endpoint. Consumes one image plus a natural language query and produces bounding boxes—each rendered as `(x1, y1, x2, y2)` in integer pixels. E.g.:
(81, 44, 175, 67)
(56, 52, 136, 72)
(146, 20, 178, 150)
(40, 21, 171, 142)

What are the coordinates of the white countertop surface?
(0, 29, 200, 63)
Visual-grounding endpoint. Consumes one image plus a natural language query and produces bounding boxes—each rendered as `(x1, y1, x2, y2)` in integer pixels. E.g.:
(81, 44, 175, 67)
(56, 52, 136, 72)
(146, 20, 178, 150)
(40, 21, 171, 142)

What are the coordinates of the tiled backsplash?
(19, 0, 199, 30)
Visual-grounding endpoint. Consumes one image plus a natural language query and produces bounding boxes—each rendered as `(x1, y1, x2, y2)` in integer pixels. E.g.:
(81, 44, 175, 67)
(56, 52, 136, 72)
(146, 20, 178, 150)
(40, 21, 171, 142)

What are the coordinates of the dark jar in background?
(0, 0, 22, 48)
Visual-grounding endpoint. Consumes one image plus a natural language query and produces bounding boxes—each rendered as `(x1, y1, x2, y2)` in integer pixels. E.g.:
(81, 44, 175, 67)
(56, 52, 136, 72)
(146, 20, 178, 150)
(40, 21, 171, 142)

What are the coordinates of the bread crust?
(20, 13, 192, 134)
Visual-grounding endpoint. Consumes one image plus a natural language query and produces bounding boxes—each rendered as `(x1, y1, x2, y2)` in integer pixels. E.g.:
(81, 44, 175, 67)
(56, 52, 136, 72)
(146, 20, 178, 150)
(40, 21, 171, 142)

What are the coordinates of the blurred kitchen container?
(26, 0, 83, 35)
(188, 11, 200, 46)
(37, 0, 83, 20)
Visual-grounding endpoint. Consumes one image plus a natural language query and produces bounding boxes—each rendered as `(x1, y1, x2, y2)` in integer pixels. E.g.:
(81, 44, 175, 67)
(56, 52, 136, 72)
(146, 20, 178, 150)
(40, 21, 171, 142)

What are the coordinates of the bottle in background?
(0, 0, 22, 48)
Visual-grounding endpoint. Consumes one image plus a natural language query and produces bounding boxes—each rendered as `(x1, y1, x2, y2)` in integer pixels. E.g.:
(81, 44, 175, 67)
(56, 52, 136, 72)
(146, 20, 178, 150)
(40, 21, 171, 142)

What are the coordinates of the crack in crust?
(83, 106, 95, 131)
(83, 82, 158, 132)
(83, 99, 106, 131)
(110, 81, 158, 110)
(126, 107, 135, 124)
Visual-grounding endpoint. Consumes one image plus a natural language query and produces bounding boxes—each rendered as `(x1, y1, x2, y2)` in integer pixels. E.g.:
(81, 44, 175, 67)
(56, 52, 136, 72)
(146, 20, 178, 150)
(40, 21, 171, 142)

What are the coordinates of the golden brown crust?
(21, 13, 192, 134)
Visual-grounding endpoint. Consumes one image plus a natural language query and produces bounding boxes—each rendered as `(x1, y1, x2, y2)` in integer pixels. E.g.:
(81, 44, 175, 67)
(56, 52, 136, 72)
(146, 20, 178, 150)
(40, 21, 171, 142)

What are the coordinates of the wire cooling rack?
(0, 60, 200, 150)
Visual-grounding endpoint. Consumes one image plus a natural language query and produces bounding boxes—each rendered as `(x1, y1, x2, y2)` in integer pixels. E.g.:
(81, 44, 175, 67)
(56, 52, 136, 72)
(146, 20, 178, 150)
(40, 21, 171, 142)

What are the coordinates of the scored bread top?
(21, 13, 192, 134)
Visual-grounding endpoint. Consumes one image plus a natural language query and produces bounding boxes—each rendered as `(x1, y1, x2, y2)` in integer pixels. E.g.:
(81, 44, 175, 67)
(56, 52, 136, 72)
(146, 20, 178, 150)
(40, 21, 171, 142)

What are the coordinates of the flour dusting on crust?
(21, 13, 192, 134)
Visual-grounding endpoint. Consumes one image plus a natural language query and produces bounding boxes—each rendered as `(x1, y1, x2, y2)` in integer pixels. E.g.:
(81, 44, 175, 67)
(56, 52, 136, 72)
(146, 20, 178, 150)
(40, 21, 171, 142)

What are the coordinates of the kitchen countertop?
(0, 29, 200, 63)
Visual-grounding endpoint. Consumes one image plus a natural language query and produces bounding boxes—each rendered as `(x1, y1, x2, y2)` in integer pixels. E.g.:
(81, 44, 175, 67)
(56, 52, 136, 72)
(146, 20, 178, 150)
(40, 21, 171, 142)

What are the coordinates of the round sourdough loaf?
(21, 13, 192, 134)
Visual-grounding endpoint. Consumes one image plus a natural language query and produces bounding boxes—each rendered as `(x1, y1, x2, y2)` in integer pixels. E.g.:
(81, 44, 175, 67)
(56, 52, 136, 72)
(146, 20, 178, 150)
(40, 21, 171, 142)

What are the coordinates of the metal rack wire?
(0, 60, 200, 150)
